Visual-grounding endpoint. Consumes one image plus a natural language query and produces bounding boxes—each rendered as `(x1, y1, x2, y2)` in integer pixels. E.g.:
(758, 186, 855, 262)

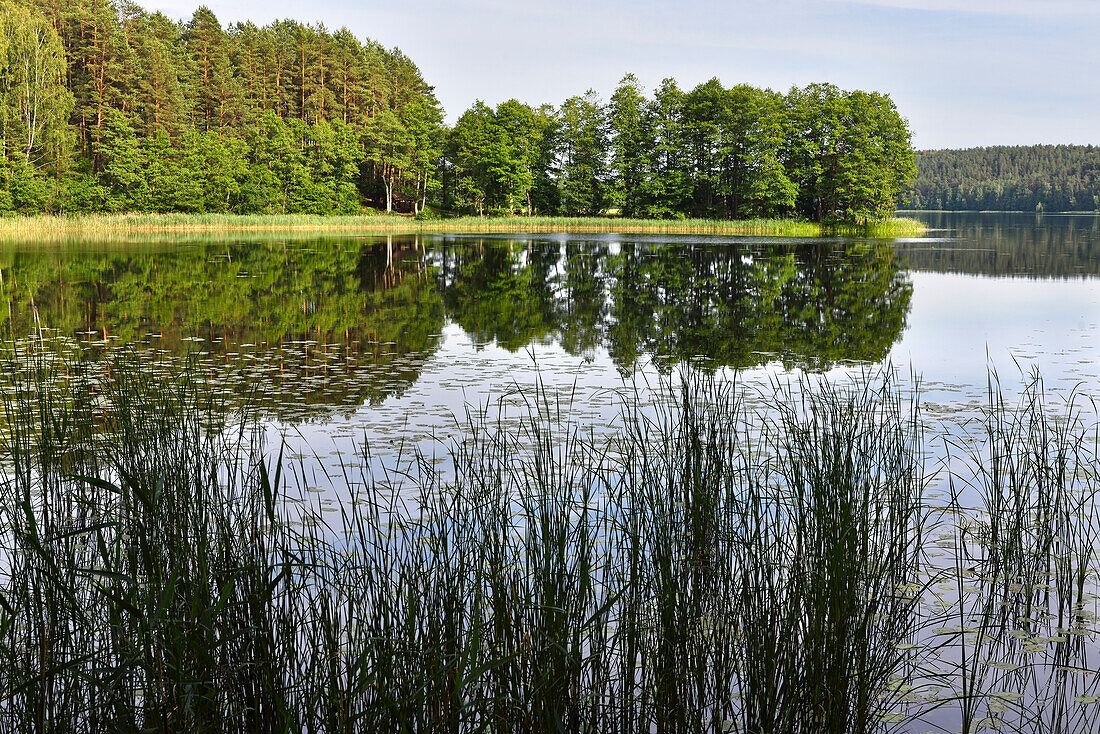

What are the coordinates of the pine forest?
(909, 145, 1100, 212)
(0, 0, 917, 223)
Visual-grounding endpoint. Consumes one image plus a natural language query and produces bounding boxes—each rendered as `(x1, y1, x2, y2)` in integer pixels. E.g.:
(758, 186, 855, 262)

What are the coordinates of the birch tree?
(0, 1, 72, 169)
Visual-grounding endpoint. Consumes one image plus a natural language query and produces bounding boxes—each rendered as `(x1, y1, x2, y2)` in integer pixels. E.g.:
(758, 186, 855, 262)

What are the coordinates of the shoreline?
(0, 214, 927, 240)
(897, 209, 1100, 215)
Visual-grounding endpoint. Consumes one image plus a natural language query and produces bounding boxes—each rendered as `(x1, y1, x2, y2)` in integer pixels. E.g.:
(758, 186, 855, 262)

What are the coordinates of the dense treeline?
(0, 0, 916, 222)
(445, 76, 915, 222)
(910, 145, 1100, 211)
(0, 0, 443, 215)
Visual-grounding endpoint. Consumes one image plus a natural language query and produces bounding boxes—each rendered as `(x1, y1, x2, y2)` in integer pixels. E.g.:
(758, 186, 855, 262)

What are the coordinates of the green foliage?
(608, 74, 653, 217)
(360, 51, 444, 213)
(0, 0, 443, 215)
(127, 11, 190, 138)
(647, 78, 692, 217)
(784, 83, 915, 224)
(0, 0, 72, 213)
(53, 111, 363, 215)
(448, 77, 913, 223)
(447, 101, 494, 214)
(910, 145, 1100, 211)
(184, 6, 239, 132)
(558, 90, 610, 216)
(447, 99, 551, 215)
(0, 0, 913, 223)
(722, 85, 797, 217)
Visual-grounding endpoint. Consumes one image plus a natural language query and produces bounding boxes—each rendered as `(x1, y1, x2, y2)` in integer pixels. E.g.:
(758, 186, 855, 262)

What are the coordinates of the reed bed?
(0, 349, 1094, 733)
(0, 213, 926, 242)
(905, 370, 1100, 734)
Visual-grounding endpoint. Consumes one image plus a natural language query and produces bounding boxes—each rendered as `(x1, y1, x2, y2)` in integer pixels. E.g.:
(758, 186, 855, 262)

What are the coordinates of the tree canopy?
(0, 0, 916, 223)
(0, 0, 443, 215)
(909, 145, 1100, 212)
(443, 78, 915, 223)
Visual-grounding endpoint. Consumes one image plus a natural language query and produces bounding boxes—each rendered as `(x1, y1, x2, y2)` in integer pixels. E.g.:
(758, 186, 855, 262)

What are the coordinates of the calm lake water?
(3, 212, 1097, 461)
(3, 212, 1100, 730)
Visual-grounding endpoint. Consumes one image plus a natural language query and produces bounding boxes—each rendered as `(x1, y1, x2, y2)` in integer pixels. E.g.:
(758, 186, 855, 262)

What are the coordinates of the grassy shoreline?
(0, 212, 927, 240)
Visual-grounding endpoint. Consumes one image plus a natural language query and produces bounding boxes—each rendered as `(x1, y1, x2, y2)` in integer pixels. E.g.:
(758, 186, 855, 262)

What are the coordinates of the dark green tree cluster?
(910, 145, 1100, 211)
(446, 76, 916, 223)
(0, 0, 443, 214)
(2, 0, 916, 222)
(445, 100, 557, 215)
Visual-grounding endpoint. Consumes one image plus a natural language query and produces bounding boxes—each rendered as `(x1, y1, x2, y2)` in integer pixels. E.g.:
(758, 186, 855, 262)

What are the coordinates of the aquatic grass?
(0, 350, 286, 731)
(858, 219, 928, 238)
(0, 213, 926, 242)
(0, 346, 1097, 732)
(902, 366, 1100, 733)
(726, 371, 932, 734)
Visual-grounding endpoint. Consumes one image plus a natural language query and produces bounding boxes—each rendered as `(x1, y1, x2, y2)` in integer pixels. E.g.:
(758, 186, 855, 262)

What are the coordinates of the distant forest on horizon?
(0, 0, 916, 223)
(909, 145, 1100, 212)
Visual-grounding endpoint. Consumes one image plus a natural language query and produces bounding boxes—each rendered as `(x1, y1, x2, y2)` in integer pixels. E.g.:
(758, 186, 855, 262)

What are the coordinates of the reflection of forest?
(898, 213, 1100, 278)
(0, 238, 445, 421)
(435, 237, 911, 371)
(0, 234, 912, 420)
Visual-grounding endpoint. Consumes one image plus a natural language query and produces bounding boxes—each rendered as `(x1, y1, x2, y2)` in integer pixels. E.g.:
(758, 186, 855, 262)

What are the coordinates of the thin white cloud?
(844, 0, 1100, 17)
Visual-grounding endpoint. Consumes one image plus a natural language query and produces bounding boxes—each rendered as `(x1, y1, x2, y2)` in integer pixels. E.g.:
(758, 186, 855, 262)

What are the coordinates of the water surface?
(3, 213, 1096, 440)
(3, 212, 1100, 730)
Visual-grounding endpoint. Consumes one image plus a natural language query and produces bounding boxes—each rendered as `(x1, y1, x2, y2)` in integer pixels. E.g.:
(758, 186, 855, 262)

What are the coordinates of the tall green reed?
(9, 347, 1089, 733)
(914, 367, 1100, 734)
(0, 213, 926, 243)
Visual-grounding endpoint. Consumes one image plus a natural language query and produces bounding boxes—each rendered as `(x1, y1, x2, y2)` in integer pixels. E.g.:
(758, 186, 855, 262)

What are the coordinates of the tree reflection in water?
(0, 233, 912, 420)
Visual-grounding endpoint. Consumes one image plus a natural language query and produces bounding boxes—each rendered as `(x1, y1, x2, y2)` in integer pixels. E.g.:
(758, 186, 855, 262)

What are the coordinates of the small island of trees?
(1, 0, 915, 225)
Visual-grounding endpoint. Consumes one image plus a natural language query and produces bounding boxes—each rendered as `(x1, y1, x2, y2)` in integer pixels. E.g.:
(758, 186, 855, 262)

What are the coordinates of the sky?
(145, 0, 1099, 150)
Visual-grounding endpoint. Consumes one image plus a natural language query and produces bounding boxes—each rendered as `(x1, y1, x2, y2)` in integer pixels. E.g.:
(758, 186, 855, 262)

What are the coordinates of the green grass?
(0, 212, 927, 241)
(0, 348, 1093, 732)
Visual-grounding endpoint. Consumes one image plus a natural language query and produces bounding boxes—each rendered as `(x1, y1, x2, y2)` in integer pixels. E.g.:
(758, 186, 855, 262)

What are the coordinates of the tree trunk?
(318, 46, 325, 120)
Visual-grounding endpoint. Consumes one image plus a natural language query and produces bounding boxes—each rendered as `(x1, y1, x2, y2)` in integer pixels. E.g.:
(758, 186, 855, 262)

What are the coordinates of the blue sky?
(147, 0, 1099, 150)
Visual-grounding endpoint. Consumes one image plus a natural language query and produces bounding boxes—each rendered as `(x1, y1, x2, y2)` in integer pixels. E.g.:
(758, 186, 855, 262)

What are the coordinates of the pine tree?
(184, 6, 238, 132)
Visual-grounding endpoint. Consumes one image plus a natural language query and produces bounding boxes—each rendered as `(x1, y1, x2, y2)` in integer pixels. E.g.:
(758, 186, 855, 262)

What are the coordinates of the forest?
(0, 0, 916, 223)
(909, 145, 1100, 211)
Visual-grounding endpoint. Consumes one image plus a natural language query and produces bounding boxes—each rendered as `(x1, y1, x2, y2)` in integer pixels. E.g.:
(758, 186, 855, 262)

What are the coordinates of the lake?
(2, 212, 1100, 731)
(2, 212, 1098, 462)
